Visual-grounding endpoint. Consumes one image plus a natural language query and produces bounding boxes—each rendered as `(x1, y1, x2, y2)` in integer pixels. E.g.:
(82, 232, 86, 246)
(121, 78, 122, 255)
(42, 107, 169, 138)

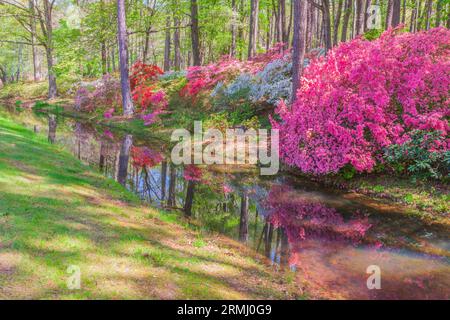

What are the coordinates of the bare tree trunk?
(322, 0, 333, 52)
(239, 193, 249, 243)
(425, 0, 433, 30)
(230, 0, 238, 56)
(184, 180, 195, 217)
(291, 0, 308, 104)
(29, 0, 40, 81)
(190, 0, 201, 66)
(392, 0, 401, 27)
(401, 0, 407, 24)
(355, 0, 365, 35)
(341, 0, 352, 42)
(117, 0, 134, 116)
(173, 16, 181, 70)
(163, 17, 171, 71)
(167, 163, 177, 207)
(101, 42, 107, 74)
(248, 0, 260, 59)
(43, 0, 57, 98)
(160, 161, 167, 200)
(435, 0, 443, 26)
(280, 0, 288, 46)
(334, 0, 344, 45)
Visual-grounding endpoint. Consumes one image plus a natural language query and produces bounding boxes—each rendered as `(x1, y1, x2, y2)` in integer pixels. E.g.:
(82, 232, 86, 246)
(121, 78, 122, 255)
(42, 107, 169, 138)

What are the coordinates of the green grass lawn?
(0, 114, 299, 299)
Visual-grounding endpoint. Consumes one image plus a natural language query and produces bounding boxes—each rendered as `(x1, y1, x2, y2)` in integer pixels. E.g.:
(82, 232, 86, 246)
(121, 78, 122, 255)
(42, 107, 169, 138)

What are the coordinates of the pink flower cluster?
(182, 43, 288, 97)
(272, 28, 450, 174)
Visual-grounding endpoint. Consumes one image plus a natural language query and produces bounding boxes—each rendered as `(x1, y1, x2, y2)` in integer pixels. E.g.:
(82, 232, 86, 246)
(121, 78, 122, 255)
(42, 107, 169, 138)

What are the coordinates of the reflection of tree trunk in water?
(47, 115, 57, 144)
(167, 164, 177, 207)
(117, 134, 133, 186)
(99, 142, 106, 172)
(160, 161, 167, 201)
(264, 223, 274, 258)
(184, 180, 195, 217)
(279, 228, 289, 268)
(239, 193, 249, 243)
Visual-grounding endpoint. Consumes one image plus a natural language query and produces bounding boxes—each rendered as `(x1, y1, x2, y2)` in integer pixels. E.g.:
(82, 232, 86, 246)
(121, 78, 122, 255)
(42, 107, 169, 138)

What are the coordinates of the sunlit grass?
(0, 113, 296, 300)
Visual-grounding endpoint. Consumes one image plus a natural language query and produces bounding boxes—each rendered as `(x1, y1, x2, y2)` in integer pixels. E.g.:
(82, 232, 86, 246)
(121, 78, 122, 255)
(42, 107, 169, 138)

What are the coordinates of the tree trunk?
(167, 163, 177, 207)
(355, 0, 365, 35)
(334, 0, 344, 45)
(425, 0, 433, 30)
(117, 134, 133, 186)
(101, 42, 107, 74)
(435, 0, 443, 26)
(392, 0, 401, 27)
(230, 0, 238, 56)
(190, 0, 201, 66)
(239, 193, 249, 243)
(163, 17, 171, 71)
(44, 0, 57, 98)
(341, 0, 352, 42)
(280, 0, 288, 46)
(184, 180, 195, 217)
(248, 0, 260, 59)
(322, 0, 333, 52)
(160, 161, 167, 201)
(29, 0, 41, 81)
(291, 0, 308, 104)
(173, 16, 182, 70)
(117, 0, 134, 116)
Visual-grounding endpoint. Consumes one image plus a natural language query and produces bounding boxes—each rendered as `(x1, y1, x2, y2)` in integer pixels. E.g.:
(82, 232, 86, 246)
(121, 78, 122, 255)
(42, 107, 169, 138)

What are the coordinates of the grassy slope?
(0, 114, 300, 300)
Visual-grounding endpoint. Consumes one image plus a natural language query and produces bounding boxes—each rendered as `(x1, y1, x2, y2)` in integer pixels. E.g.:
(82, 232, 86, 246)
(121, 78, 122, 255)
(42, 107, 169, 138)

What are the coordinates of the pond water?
(9, 109, 450, 299)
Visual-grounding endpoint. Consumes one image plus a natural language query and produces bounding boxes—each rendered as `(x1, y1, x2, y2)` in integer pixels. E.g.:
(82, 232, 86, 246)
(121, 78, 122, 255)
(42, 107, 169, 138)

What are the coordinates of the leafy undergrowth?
(0, 115, 302, 299)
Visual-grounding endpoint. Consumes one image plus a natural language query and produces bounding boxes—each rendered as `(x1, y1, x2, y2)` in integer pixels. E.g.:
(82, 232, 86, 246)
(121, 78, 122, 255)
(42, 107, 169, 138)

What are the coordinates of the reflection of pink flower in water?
(131, 146, 163, 168)
(183, 165, 203, 182)
(265, 185, 372, 264)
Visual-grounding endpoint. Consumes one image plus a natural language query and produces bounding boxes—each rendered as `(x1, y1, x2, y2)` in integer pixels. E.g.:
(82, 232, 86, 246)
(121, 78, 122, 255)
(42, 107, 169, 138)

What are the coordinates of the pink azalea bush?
(181, 44, 287, 97)
(272, 28, 450, 175)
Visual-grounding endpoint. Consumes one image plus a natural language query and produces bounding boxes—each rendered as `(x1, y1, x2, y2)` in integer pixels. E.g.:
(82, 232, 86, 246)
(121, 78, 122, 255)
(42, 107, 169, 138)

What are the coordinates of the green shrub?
(384, 130, 449, 180)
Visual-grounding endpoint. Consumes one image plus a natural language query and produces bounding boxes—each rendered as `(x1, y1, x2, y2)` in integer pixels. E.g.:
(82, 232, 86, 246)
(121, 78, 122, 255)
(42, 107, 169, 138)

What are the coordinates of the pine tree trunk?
(248, 0, 260, 59)
(355, 0, 365, 35)
(190, 0, 201, 66)
(173, 16, 182, 70)
(334, 0, 344, 45)
(341, 0, 352, 42)
(184, 180, 195, 217)
(163, 17, 171, 71)
(291, 0, 308, 104)
(230, 0, 238, 56)
(117, 0, 134, 116)
(44, 0, 57, 98)
(323, 0, 333, 52)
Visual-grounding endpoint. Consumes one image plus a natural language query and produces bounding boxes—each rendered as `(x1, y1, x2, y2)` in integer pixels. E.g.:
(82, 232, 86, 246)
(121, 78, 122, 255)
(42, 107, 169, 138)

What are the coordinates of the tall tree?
(248, 0, 260, 59)
(117, 0, 134, 116)
(333, 0, 344, 45)
(355, 0, 365, 35)
(341, 0, 352, 42)
(190, 0, 201, 66)
(163, 17, 171, 71)
(291, 0, 308, 103)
